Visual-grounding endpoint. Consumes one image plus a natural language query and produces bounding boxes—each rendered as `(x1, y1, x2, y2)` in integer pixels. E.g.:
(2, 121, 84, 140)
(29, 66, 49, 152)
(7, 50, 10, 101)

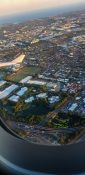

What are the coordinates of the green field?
(6, 66, 41, 82)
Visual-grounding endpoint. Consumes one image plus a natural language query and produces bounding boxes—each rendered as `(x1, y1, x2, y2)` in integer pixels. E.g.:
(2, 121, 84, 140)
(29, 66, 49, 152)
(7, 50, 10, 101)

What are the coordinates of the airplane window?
(0, 1, 85, 175)
(0, 0, 85, 146)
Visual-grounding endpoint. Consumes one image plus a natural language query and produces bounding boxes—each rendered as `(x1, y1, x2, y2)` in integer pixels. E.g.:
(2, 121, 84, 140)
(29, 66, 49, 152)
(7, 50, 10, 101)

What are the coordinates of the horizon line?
(0, 1, 85, 18)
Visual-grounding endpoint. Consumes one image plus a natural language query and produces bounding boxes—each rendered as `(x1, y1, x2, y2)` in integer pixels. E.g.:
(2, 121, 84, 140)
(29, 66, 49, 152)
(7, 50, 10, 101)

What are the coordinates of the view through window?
(0, 0, 85, 146)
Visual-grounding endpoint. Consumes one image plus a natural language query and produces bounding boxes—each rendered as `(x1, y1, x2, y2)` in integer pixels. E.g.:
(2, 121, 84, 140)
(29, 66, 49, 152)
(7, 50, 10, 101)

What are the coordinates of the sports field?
(6, 66, 41, 82)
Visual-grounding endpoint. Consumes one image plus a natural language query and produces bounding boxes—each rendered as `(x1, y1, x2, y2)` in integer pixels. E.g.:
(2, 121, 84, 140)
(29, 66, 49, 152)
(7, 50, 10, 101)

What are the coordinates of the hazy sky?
(0, 0, 85, 16)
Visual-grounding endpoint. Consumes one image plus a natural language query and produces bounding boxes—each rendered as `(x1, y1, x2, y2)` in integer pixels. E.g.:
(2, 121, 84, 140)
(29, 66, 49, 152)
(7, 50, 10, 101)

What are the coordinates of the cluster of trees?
(49, 111, 85, 128)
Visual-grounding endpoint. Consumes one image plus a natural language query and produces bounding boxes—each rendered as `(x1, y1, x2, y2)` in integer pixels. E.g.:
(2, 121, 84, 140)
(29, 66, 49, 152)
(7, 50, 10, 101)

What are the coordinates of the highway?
(0, 117, 85, 174)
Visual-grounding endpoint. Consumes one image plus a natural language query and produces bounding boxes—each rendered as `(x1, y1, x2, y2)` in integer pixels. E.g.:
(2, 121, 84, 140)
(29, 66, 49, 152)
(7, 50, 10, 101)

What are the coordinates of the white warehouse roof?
(48, 96, 60, 104)
(0, 80, 6, 87)
(0, 84, 18, 99)
(9, 95, 19, 102)
(69, 103, 78, 112)
(25, 96, 34, 103)
(20, 76, 32, 83)
(27, 80, 46, 86)
(17, 87, 28, 96)
(36, 93, 47, 99)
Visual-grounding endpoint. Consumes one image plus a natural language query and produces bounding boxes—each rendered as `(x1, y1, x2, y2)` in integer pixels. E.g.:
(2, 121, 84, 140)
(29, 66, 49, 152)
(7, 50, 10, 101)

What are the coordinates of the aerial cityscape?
(0, 9, 85, 145)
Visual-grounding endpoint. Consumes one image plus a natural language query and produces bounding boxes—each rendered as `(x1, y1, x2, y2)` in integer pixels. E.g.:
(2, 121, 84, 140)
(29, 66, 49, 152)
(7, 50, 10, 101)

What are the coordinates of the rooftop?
(25, 96, 34, 103)
(9, 95, 19, 102)
(17, 87, 28, 96)
(0, 84, 18, 99)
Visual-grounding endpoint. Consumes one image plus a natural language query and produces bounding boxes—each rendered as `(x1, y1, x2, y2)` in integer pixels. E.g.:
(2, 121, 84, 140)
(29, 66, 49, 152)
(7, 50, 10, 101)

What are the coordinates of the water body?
(0, 3, 85, 25)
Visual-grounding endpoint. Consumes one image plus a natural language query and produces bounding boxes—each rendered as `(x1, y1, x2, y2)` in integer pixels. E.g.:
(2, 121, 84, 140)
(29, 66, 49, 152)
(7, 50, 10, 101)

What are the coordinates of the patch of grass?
(6, 66, 41, 82)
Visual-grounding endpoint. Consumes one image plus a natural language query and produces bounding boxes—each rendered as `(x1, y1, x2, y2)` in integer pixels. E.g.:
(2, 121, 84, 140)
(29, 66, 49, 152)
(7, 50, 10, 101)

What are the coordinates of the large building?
(0, 84, 18, 99)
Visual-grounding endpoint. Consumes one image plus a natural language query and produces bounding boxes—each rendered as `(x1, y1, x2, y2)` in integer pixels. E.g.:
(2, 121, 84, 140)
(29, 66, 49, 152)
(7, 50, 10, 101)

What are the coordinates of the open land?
(6, 66, 41, 82)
